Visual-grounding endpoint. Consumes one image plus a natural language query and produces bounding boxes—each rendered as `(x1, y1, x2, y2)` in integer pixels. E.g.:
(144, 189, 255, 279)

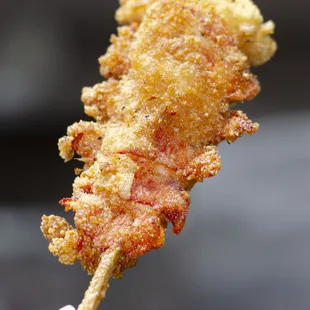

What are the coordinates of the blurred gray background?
(0, 0, 309, 309)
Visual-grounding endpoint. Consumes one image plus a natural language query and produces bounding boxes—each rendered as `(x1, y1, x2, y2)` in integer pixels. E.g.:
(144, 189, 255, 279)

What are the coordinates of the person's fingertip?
(59, 305, 75, 310)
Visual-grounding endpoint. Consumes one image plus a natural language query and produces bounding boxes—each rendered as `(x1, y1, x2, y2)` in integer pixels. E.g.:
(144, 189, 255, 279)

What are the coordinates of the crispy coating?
(115, 0, 276, 66)
(41, 0, 275, 277)
(41, 215, 79, 265)
(58, 121, 105, 164)
(81, 79, 119, 122)
(99, 23, 138, 79)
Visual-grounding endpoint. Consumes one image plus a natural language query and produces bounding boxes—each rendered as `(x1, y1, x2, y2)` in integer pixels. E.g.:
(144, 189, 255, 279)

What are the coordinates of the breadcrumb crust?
(41, 0, 275, 276)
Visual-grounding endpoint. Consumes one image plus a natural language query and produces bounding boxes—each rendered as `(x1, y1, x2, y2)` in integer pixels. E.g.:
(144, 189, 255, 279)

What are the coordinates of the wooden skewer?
(77, 247, 121, 310)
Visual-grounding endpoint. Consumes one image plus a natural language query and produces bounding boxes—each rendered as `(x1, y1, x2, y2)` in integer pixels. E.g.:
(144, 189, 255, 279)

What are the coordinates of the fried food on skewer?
(41, 0, 276, 308)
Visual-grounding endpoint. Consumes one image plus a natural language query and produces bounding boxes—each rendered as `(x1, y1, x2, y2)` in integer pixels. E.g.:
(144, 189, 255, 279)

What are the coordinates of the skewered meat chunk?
(41, 0, 276, 307)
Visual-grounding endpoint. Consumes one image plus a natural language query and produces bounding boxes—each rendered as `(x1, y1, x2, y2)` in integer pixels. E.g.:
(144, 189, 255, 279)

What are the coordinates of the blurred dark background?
(0, 1, 309, 309)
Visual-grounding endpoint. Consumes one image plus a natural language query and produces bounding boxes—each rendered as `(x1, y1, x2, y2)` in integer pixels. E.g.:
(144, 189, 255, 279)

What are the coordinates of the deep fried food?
(41, 0, 276, 307)
(115, 0, 276, 66)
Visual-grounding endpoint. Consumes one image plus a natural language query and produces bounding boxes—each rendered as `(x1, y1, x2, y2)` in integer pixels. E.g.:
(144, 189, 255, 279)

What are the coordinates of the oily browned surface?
(115, 0, 276, 66)
(41, 0, 275, 277)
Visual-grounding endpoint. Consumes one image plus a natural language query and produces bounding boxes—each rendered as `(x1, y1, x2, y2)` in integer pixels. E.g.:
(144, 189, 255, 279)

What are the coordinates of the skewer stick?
(77, 247, 121, 310)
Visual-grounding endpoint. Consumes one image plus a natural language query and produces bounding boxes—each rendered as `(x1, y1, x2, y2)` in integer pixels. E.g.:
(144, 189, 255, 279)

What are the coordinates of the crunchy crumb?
(41, 0, 275, 277)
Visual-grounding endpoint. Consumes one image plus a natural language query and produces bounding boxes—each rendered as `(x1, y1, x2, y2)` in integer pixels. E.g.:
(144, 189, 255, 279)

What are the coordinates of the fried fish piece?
(42, 0, 275, 280)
